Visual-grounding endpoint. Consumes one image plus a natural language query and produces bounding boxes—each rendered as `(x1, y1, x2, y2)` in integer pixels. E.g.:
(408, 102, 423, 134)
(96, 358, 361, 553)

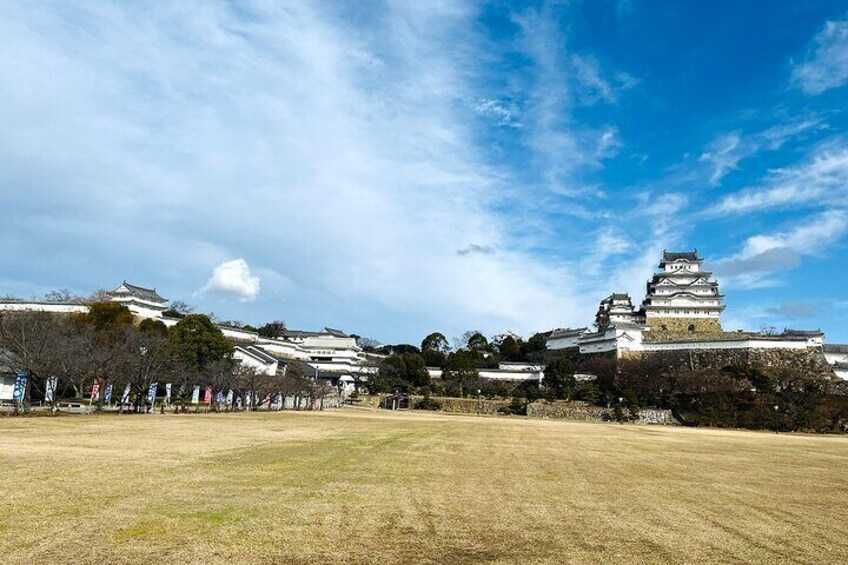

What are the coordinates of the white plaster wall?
(547, 335, 581, 350)
(642, 339, 810, 352)
(233, 349, 277, 376)
(255, 340, 310, 360)
(478, 369, 543, 382)
(219, 326, 259, 342)
(0, 302, 89, 314)
(825, 352, 848, 365)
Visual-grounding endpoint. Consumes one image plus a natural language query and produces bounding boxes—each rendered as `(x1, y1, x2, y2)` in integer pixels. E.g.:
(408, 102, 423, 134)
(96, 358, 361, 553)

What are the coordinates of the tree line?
(365, 331, 848, 432)
(0, 304, 330, 414)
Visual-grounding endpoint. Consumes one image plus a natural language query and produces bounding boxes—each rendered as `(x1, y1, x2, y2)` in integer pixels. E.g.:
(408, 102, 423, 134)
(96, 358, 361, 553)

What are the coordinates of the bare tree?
(203, 358, 238, 412)
(279, 362, 311, 410)
(0, 312, 75, 413)
(120, 329, 175, 413)
(86, 289, 112, 304)
(43, 289, 84, 303)
(233, 365, 278, 411)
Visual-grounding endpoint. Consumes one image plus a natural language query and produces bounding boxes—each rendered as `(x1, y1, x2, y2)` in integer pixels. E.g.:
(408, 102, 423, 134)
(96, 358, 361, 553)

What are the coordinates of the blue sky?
(1, 1, 848, 344)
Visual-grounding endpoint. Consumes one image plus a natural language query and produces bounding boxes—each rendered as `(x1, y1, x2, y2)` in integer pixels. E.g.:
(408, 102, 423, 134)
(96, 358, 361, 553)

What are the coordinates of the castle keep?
(548, 250, 839, 379)
(642, 251, 724, 339)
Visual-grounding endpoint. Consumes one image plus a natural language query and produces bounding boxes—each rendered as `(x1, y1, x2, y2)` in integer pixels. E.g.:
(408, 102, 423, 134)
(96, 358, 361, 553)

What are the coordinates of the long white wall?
(0, 301, 89, 314)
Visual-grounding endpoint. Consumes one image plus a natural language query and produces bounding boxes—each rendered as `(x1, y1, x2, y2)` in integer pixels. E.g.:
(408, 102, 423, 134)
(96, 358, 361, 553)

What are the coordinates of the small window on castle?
(688, 324, 696, 333)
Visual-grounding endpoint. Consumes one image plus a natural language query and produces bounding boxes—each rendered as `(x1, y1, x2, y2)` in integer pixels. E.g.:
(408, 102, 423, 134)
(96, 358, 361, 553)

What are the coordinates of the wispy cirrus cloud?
(698, 117, 824, 186)
(570, 53, 638, 105)
(792, 17, 848, 95)
(0, 0, 630, 339)
(708, 144, 848, 214)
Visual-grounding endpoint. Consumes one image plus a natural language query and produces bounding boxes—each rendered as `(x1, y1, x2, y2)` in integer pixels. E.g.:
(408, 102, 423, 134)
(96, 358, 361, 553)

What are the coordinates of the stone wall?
(427, 396, 510, 415)
(527, 400, 676, 425)
(644, 317, 723, 341)
(624, 346, 835, 379)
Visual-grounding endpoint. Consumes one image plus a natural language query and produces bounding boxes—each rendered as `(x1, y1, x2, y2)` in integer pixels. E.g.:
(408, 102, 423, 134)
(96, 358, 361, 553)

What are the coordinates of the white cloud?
(570, 53, 637, 105)
(699, 132, 742, 186)
(698, 118, 823, 187)
(0, 1, 604, 338)
(202, 259, 260, 302)
(740, 209, 848, 256)
(792, 18, 848, 95)
(715, 210, 848, 289)
(641, 192, 688, 216)
(709, 146, 848, 214)
(471, 98, 520, 128)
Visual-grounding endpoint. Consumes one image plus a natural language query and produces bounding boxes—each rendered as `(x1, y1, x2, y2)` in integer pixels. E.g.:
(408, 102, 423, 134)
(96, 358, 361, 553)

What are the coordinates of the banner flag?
(147, 382, 158, 405)
(226, 389, 233, 406)
(121, 383, 131, 404)
(104, 383, 113, 404)
(204, 387, 212, 405)
(215, 390, 224, 405)
(12, 372, 27, 402)
(191, 385, 200, 404)
(274, 393, 282, 405)
(45, 376, 57, 404)
(165, 383, 172, 405)
(90, 378, 101, 402)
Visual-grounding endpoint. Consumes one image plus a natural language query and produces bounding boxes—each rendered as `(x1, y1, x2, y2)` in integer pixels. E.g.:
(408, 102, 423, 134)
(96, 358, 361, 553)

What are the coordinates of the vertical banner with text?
(147, 382, 158, 405)
(45, 376, 57, 404)
(12, 372, 27, 403)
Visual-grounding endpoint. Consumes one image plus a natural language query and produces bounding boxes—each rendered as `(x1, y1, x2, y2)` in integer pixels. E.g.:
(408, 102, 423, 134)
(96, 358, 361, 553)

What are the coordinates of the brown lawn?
(0, 408, 846, 564)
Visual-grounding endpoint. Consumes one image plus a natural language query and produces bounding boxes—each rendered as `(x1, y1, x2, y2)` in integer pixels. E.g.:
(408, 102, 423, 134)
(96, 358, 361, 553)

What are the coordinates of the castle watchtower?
(641, 250, 725, 338)
(595, 293, 642, 330)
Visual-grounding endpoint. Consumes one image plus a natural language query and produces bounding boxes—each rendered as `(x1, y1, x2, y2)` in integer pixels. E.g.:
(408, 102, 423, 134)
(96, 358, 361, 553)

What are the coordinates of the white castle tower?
(641, 250, 725, 337)
(595, 293, 643, 329)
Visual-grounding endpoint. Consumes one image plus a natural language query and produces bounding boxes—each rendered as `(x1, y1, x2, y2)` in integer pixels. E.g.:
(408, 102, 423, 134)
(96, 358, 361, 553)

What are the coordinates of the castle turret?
(595, 293, 643, 329)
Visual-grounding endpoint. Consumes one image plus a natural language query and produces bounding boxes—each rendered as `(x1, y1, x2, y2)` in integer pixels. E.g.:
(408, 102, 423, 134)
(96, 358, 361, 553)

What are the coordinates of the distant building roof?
(323, 327, 349, 338)
(244, 346, 279, 364)
(824, 344, 848, 354)
(110, 282, 167, 304)
(782, 329, 824, 337)
(549, 327, 589, 338)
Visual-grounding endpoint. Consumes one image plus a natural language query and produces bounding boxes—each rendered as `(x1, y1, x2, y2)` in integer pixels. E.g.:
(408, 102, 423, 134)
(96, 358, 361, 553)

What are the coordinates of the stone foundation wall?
(624, 347, 835, 379)
(527, 400, 676, 425)
(644, 317, 723, 341)
(416, 396, 511, 415)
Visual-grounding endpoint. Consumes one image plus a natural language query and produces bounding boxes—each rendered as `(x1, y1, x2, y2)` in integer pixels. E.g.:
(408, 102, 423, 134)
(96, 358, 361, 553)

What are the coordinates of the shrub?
(413, 396, 442, 411)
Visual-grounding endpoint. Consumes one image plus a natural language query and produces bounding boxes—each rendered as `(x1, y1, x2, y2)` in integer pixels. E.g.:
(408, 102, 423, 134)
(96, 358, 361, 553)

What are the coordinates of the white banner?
(226, 389, 233, 406)
(121, 383, 131, 404)
(45, 376, 57, 404)
(165, 383, 172, 405)
(104, 383, 113, 404)
(191, 385, 200, 404)
(147, 382, 158, 405)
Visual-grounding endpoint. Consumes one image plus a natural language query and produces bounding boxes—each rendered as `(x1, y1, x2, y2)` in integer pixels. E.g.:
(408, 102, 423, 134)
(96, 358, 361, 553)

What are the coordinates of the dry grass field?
(1, 409, 847, 564)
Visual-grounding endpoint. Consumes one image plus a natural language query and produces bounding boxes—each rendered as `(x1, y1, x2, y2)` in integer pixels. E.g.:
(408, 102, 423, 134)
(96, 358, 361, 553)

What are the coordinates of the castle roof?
(549, 327, 589, 338)
(782, 329, 823, 338)
(823, 344, 848, 354)
(111, 282, 167, 304)
(660, 250, 701, 265)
